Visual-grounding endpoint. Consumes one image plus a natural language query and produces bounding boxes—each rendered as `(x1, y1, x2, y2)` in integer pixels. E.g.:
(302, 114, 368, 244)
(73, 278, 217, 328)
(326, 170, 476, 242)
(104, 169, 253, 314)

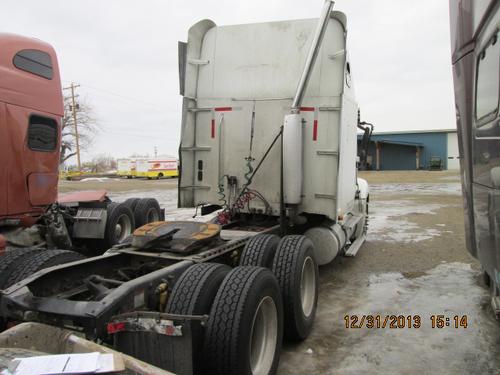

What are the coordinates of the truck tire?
(104, 203, 135, 248)
(7, 249, 84, 287)
(122, 197, 141, 213)
(0, 248, 42, 289)
(240, 234, 280, 269)
(134, 198, 161, 228)
(167, 263, 230, 374)
(204, 266, 283, 375)
(272, 235, 318, 341)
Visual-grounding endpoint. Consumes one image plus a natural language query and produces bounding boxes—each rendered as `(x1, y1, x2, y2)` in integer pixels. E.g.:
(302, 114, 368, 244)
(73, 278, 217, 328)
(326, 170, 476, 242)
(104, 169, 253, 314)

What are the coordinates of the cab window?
(13, 49, 53, 80)
(28, 115, 58, 152)
(476, 32, 499, 121)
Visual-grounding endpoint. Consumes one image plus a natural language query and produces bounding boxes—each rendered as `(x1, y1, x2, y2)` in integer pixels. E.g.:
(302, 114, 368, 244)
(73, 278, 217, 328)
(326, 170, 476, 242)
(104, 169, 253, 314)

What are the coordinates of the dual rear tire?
(241, 234, 319, 340)
(167, 234, 318, 375)
(168, 264, 283, 375)
(122, 198, 162, 228)
(102, 198, 162, 249)
(0, 249, 84, 289)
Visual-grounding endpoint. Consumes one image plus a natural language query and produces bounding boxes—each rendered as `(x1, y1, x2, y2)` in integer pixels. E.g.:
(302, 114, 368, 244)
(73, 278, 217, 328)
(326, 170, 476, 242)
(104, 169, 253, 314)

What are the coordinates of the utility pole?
(154, 146, 158, 158)
(63, 83, 81, 171)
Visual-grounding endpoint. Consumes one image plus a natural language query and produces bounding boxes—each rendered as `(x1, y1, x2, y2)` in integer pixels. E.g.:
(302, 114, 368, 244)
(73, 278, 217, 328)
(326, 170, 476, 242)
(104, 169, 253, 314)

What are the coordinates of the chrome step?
(344, 233, 366, 257)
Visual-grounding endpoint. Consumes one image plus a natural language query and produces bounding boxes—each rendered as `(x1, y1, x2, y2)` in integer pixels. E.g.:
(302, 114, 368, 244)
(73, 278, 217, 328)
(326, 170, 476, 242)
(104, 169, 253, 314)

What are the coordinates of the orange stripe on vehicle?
(214, 107, 232, 112)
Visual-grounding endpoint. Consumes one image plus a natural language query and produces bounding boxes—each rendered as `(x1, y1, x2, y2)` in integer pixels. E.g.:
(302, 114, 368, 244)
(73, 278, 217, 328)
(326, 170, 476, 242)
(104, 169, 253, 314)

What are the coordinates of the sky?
(2, 0, 456, 163)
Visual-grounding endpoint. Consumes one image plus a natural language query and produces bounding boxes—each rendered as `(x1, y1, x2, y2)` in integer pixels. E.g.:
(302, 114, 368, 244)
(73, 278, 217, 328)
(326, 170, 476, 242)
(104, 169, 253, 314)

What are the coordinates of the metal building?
(358, 129, 459, 171)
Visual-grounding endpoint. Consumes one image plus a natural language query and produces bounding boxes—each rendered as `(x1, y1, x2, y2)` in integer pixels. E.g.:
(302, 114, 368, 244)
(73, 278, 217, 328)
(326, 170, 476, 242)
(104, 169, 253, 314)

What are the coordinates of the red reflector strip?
(107, 322, 125, 334)
(165, 325, 176, 336)
(214, 107, 232, 112)
(313, 120, 318, 141)
(300, 107, 315, 112)
(211, 119, 215, 138)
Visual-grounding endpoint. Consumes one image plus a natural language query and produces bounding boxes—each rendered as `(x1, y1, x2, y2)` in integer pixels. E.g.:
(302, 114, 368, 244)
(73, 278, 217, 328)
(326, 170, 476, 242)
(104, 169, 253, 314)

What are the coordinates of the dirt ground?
(58, 176, 178, 193)
(58, 171, 500, 374)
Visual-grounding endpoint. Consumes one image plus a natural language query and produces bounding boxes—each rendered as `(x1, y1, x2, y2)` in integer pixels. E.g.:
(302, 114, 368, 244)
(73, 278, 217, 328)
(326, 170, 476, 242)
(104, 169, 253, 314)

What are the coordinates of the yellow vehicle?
(117, 158, 135, 178)
(136, 158, 178, 179)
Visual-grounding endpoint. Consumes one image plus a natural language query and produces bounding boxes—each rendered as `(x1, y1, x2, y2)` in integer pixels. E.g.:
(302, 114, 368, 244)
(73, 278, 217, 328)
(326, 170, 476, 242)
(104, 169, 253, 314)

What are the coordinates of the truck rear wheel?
(122, 197, 141, 213)
(167, 263, 230, 374)
(104, 203, 135, 248)
(6, 249, 84, 287)
(240, 234, 280, 269)
(204, 266, 283, 375)
(0, 248, 41, 289)
(272, 235, 318, 341)
(134, 198, 161, 228)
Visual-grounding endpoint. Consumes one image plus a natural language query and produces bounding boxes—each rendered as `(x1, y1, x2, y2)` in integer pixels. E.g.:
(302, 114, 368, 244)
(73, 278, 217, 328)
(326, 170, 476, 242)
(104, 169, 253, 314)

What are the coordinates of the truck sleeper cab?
(450, 0, 500, 312)
(0, 33, 63, 227)
(178, 8, 368, 262)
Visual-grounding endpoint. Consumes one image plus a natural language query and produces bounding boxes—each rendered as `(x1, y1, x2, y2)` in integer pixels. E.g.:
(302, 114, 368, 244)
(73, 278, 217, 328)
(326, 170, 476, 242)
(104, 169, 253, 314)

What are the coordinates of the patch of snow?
(368, 200, 445, 243)
(370, 183, 461, 196)
(80, 177, 111, 182)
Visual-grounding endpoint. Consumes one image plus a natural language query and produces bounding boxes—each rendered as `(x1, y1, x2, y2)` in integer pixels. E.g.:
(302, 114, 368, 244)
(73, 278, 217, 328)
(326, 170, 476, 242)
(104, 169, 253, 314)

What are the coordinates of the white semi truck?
(0, 2, 368, 374)
(178, 2, 369, 262)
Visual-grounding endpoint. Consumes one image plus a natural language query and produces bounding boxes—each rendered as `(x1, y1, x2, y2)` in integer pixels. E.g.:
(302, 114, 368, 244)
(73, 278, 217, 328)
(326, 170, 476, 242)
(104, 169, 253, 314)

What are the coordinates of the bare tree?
(60, 96, 99, 164)
(90, 154, 117, 173)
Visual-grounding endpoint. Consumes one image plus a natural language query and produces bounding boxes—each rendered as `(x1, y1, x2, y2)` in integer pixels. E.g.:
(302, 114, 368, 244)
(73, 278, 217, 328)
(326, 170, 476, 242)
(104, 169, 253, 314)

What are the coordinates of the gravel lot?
(59, 171, 500, 374)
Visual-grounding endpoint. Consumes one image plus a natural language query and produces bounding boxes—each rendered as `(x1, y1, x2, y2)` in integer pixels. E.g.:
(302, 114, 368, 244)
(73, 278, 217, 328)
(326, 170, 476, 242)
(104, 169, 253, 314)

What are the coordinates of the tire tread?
(205, 266, 265, 374)
(240, 234, 279, 268)
(7, 250, 84, 286)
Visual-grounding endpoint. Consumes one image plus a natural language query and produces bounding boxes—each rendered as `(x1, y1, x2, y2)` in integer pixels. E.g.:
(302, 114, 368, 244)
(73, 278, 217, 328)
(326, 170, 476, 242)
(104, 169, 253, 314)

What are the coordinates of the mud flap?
(110, 311, 204, 375)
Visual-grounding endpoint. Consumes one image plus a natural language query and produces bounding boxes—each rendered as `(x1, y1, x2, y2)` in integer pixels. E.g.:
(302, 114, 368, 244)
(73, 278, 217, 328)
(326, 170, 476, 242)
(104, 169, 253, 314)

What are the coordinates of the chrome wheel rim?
(146, 208, 159, 222)
(300, 256, 316, 318)
(115, 214, 132, 242)
(249, 296, 278, 375)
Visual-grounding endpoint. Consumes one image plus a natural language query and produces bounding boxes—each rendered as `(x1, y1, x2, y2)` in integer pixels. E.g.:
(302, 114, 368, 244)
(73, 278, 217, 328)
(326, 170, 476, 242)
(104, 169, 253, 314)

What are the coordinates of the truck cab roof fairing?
(0, 33, 63, 117)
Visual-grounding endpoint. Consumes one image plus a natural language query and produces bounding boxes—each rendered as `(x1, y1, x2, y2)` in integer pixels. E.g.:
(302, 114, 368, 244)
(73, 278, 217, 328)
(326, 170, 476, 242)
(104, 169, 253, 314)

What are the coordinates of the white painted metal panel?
(447, 132, 460, 170)
(179, 13, 358, 221)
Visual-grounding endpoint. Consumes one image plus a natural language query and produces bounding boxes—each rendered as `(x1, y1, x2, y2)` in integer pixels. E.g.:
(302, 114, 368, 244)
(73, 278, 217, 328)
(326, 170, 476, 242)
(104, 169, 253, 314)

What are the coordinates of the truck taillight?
(107, 322, 126, 334)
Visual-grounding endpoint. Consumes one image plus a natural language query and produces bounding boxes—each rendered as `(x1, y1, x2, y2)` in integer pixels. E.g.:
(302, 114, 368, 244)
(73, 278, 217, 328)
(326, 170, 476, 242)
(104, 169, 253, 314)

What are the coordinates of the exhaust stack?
(283, 0, 335, 205)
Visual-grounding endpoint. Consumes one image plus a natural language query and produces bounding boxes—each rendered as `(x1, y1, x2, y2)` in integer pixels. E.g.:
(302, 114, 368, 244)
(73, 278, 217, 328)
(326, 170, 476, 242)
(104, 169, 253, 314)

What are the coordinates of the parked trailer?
(136, 158, 179, 179)
(0, 2, 369, 374)
(449, 0, 500, 312)
(117, 158, 135, 178)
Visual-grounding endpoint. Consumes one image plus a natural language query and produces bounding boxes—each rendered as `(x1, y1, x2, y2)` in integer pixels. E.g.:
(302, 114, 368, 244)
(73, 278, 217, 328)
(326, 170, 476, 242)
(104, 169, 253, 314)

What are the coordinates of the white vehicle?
(178, 1, 368, 262)
(116, 158, 134, 178)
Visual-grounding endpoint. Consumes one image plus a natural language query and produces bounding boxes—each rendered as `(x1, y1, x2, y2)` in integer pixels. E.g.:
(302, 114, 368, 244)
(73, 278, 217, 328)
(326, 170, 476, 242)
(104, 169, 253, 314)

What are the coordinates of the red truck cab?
(0, 33, 63, 227)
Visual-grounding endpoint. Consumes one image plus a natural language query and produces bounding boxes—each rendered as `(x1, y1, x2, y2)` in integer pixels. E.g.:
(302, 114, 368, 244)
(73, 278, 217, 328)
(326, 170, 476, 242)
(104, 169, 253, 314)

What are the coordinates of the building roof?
(375, 139, 424, 147)
(370, 129, 457, 136)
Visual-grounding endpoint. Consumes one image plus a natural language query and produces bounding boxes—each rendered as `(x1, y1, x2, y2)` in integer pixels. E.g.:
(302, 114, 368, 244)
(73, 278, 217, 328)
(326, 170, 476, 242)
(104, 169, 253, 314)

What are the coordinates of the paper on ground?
(12, 352, 118, 375)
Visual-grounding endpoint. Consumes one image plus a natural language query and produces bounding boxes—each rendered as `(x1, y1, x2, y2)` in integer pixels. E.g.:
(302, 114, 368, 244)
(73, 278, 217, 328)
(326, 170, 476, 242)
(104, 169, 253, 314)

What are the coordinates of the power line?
(102, 129, 179, 142)
(62, 80, 166, 108)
